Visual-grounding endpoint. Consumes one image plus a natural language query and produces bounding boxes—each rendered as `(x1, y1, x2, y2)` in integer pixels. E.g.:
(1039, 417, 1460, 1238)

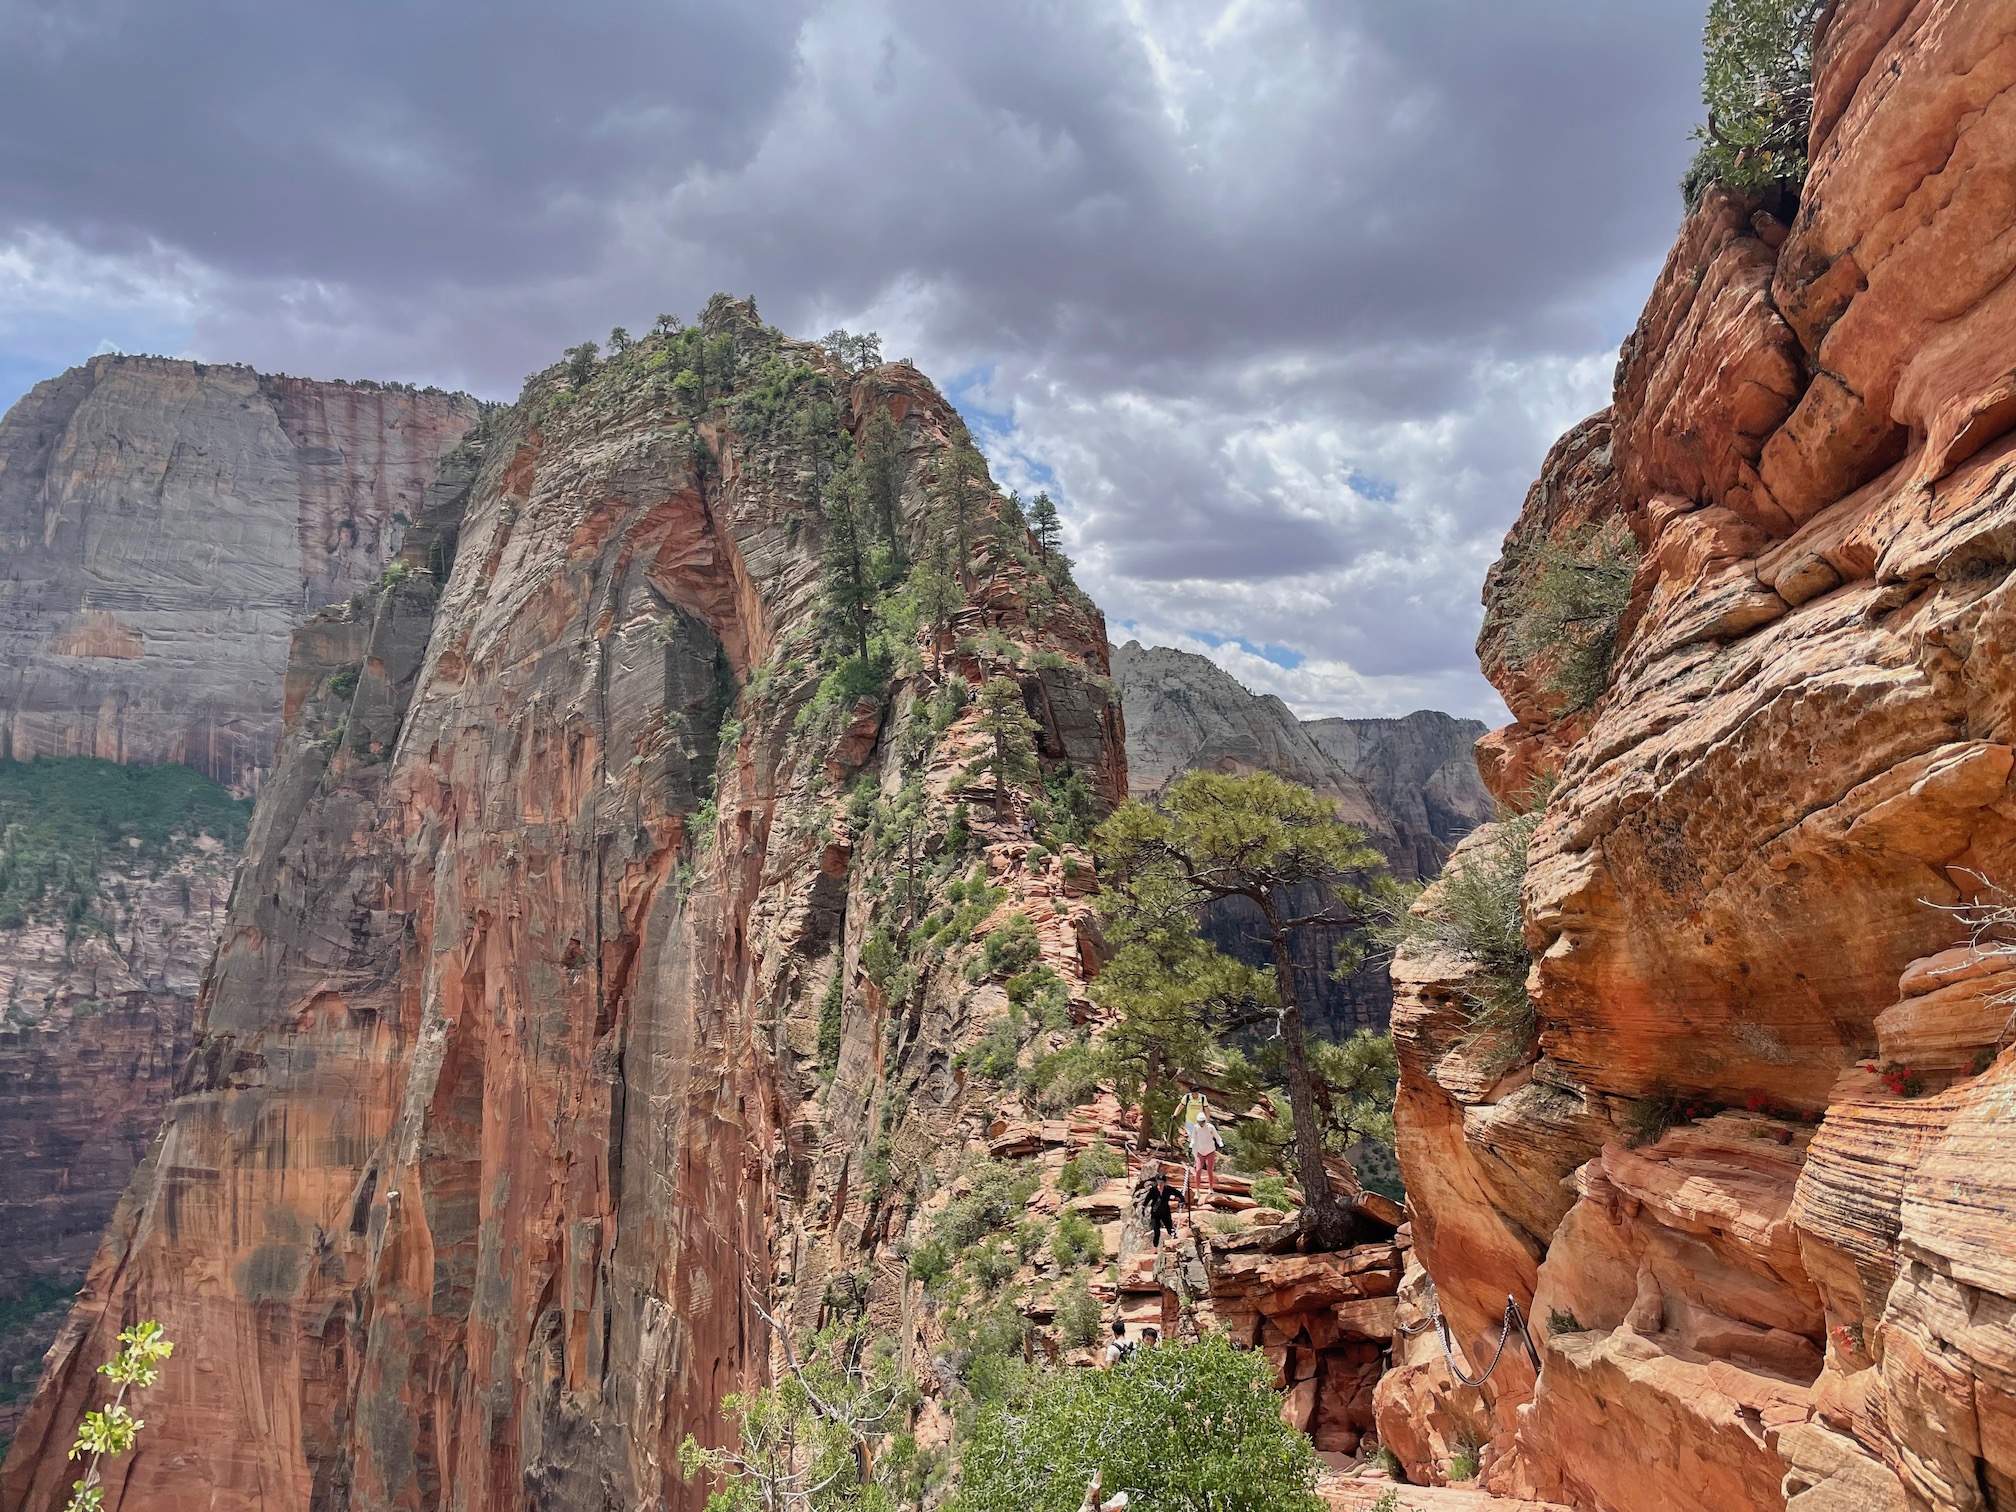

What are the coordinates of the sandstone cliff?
(1381, 4, 2016, 1508)
(1112, 640, 1492, 1033)
(0, 302, 1127, 1512)
(0, 357, 481, 795)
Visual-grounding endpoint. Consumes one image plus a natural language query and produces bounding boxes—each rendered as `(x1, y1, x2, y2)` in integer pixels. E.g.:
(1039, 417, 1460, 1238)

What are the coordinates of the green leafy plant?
(1548, 1308, 1589, 1335)
(64, 1320, 174, 1512)
(953, 1337, 1323, 1512)
(1049, 1210, 1105, 1270)
(1054, 1285, 1101, 1350)
(1685, 0, 1825, 204)
(1251, 1175, 1293, 1212)
(679, 1317, 913, 1512)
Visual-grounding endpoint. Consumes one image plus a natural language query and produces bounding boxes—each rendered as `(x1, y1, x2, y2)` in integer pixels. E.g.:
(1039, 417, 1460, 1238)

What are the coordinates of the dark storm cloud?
(0, 0, 814, 283)
(0, 0, 1711, 719)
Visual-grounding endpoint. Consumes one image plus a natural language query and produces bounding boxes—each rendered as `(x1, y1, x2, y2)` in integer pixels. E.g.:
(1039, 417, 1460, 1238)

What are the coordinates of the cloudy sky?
(0, 0, 1707, 722)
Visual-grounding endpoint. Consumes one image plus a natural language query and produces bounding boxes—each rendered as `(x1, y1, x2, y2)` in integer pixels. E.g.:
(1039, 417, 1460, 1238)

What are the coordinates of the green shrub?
(964, 1019, 1023, 1082)
(1449, 1450, 1480, 1482)
(1055, 1285, 1102, 1349)
(970, 1238, 1020, 1292)
(816, 971, 843, 1075)
(1056, 1138, 1124, 1200)
(937, 1161, 1041, 1250)
(981, 912, 1042, 978)
(327, 666, 360, 700)
(1024, 1043, 1106, 1117)
(953, 1337, 1322, 1512)
(1014, 1218, 1051, 1263)
(1685, 0, 1825, 204)
(1548, 1308, 1588, 1335)
(1382, 807, 1543, 1066)
(910, 1237, 952, 1287)
(1050, 1210, 1104, 1270)
(1511, 519, 1638, 713)
(1251, 1175, 1293, 1212)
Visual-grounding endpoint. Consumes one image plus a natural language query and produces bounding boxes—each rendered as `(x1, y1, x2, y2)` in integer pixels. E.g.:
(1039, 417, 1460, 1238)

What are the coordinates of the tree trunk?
(1260, 891, 1348, 1249)
(1139, 1041, 1164, 1154)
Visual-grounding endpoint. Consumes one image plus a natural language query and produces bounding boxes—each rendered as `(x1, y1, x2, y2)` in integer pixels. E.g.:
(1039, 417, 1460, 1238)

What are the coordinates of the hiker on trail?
(1103, 1319, 1133, 1367)
(1136, 1165, 1188, 1249)
(1187, 1113, 1223, 1193)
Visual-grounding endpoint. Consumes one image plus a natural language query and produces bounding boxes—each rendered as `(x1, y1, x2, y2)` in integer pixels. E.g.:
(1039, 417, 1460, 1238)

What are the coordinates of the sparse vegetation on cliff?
(1510, 517, 1637, 712)
(1381, 802, 1543, 1070)
(1683, 0, 1824, 205)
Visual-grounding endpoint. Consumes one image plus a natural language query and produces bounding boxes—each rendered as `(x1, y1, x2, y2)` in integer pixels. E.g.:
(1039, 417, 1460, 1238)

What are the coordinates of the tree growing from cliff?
(966, 678, 1040, 819)
(1094, 771, 1386, 1251)
(857, 409, 907, 566)
(1027, 491, 1062, 564)
(953, 1337, 1322, 1512)
(1089, 867, 1271, 1137)
(819, 472, 878, 663)
(1684, 0, 1824, 204)
(935, 436, 989, 588)
(906, 533, 965, 677)
(62, 1320, 174, 1512)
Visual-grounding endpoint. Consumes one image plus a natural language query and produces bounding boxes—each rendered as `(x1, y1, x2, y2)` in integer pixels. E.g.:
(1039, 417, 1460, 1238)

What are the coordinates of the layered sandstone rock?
(1383, 4, 2016, 1508)
(0, 356, 480, 794)
(1113, 641, 1492, 1032)
(0, 303, 1125, 1512)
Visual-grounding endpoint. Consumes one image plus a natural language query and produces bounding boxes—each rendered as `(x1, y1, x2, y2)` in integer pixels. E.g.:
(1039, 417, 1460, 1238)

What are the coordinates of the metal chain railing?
(1398, 1284, 1545, 1387)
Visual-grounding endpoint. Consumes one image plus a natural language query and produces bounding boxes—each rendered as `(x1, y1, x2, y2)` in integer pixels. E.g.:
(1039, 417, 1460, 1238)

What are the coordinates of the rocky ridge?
(0, 356, 481, 795)
(1380, 4, 2016, 1508)
(0, 301, 1138, 1511)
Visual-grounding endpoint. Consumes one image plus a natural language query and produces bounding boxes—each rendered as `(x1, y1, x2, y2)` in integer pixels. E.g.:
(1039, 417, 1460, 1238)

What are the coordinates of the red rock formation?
(0, 304, 1124, 1511)
(1384, 5, 2016, 1507)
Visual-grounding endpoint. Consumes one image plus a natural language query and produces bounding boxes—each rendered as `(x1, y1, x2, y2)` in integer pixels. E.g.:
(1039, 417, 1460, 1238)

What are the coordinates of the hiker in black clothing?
(1137, 1165, 1188, 1248)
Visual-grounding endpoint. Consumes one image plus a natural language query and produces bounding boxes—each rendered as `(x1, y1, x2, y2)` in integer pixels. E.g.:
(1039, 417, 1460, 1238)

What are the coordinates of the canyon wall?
(1113, 640, 1492, 1033)
(1381, 3, 2016, 1508)
(0, 836, 234, 1450)
(0, 356, 481, 795)
(0, 302, 1125, 1512)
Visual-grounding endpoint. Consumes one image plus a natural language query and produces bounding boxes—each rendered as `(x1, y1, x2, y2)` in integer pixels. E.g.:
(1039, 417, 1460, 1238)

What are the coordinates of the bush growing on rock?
(1684, 0, 1826, 204)
(1381, 807, 1543, 1069)
(953, 1337, 1322, 1512)
(1511, 518, 1637, 712)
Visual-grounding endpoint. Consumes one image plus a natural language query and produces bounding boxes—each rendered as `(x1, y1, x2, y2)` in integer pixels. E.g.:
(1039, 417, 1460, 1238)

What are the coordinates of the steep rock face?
(1383, 5, 2016, 1509)
(0, 843, 232, 1445)
(1, 303, 1124, 1512)
(1112, 641, 1492, 1033)
(0, 357, 481, 794)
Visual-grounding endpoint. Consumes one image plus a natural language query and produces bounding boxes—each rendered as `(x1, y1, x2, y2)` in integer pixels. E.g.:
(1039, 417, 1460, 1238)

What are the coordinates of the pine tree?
(819, 471, 876, 663)
(1094, 771, 1389, 1250)
(908, 532, 965, 677)
(1028, 491, 1062, 563)
(935, 435, 988, 588)
(859, 409, 906, 564)
(966, 677, 1039, 819)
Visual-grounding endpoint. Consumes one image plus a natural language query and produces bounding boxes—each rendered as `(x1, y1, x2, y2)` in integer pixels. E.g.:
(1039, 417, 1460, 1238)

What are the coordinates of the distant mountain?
(1111, 640, 1493, 1032)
